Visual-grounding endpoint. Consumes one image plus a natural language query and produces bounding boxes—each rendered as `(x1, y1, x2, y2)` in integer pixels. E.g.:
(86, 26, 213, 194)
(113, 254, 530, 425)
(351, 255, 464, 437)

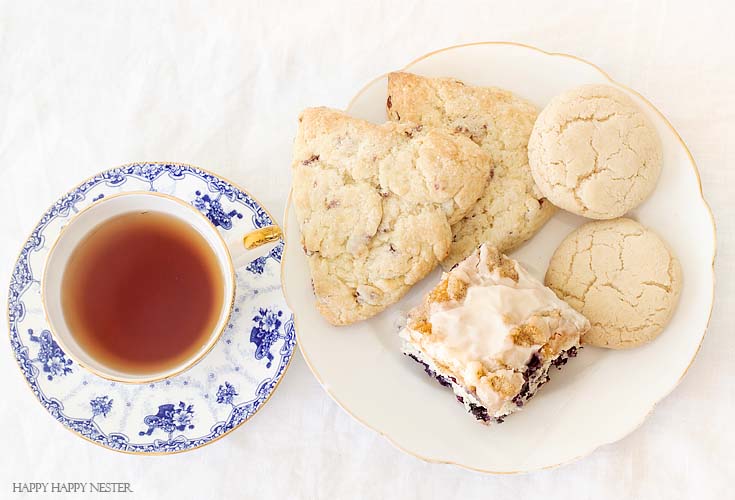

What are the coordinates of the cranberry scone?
(387, 72, 556, 269)
(292, 107, 491, 325)
(399, 244, 590, 423)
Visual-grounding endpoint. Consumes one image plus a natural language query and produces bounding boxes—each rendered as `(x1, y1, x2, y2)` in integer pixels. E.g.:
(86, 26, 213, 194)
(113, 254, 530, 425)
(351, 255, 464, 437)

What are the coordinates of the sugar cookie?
(545, 218, 681, 348)
(528, 85, 662, 219)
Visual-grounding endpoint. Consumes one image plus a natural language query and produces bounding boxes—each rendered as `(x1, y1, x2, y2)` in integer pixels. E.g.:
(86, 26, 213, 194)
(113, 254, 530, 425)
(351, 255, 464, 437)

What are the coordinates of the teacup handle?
(243, 225, 282, 249)
(228, 225, 282, 270)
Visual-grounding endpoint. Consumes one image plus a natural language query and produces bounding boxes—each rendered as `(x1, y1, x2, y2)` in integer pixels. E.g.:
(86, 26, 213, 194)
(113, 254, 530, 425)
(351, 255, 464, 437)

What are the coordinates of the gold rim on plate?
(281, 41, 717, 474)
(7, 161, 293, 455)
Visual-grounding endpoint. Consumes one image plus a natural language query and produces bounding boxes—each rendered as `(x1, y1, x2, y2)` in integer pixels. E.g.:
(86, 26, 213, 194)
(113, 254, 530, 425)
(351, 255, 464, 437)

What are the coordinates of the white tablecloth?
(1, 1, 732, 498)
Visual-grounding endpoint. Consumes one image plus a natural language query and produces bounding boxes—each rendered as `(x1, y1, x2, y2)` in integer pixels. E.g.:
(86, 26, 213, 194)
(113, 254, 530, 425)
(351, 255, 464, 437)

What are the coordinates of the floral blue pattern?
(246, 256, 267, 274)
(246, 241, 284, 275)
(216, 382, 238, 406)
(138, 402, 195, 440)
(90, 396, 113, 420)
(269, 242, 283, 262)
(250, 308, 284, 368)
(7, 163, 294, 454)
(28, 329, 73, 381)
(192, 190, 243, 230)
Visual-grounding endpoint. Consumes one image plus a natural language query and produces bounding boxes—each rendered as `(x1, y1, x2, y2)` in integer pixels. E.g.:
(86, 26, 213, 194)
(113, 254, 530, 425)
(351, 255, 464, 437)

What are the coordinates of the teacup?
(42, 191, 280, 383)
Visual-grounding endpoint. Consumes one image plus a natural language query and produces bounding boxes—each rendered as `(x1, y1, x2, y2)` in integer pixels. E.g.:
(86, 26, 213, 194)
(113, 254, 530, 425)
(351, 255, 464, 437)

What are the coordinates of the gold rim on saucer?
(8, 162, 294, 455)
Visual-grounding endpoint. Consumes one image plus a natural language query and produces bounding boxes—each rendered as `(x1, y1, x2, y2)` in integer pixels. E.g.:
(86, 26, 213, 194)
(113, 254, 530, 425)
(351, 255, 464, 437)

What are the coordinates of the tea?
(61, 210, 225, 377)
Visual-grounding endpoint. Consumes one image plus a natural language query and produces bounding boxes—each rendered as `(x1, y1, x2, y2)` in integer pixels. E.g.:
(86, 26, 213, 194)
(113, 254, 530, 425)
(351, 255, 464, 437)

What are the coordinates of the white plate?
(282, 43, 715, 473)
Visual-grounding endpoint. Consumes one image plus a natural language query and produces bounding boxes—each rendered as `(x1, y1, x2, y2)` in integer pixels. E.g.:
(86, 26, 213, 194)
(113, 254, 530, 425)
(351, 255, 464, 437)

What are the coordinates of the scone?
(292, 107, 491, 325)
(528, 84, 663, 219)
(545, 218, 681, 348)
(387, 72, 556, 269)
(400, 244, 590, 423)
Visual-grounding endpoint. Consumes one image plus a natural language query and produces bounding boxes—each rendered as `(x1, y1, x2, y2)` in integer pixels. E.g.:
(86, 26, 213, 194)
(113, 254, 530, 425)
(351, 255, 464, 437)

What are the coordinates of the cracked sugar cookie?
(292, 107, 490, 325)
(545, 218, 681, 349)
(528, 85, 662, 219)
(387, 72, 555, 269)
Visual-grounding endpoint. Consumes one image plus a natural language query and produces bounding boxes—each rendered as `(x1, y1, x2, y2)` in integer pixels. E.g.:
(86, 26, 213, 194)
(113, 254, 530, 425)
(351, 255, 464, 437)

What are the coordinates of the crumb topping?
(484, 246, 519, 281)
(510, 324, 546, 347)
(400, 243, 590, 415)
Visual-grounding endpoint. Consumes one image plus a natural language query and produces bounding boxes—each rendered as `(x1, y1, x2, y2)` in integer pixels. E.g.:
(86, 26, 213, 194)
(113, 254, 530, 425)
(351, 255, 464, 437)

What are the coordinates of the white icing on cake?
(399, 244, 590, 420)
(428, 247, 587, 372)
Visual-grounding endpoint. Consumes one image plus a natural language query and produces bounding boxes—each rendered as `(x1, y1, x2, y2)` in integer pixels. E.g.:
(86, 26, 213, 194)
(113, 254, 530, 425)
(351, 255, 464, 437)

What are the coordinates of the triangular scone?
(387, 72, 556, 269)
(292, 107, 491, 325)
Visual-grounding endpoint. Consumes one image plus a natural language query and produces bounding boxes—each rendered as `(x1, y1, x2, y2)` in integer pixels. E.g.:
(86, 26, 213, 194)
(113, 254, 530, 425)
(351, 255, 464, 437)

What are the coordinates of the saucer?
(8, 162, 295, 454)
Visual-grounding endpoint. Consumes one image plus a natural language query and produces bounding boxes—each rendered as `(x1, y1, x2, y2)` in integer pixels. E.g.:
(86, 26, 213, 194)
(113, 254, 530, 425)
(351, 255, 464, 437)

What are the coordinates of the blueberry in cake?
(399, 244, 590, 424)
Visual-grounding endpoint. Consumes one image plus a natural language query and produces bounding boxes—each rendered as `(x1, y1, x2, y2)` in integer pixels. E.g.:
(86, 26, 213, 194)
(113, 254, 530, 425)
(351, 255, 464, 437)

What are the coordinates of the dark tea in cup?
(43, 192, 235, 383)
(61, 211, 226, 376)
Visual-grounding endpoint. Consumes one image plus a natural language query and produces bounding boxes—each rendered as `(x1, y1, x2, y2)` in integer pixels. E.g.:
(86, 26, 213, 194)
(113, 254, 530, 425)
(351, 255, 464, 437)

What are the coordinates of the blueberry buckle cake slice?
(399, 244, 590, 424)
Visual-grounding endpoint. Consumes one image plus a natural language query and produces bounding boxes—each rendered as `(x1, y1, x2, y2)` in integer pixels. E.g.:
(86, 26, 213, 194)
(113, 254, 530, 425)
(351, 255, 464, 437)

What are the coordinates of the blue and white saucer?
(7, 163, 295, 454)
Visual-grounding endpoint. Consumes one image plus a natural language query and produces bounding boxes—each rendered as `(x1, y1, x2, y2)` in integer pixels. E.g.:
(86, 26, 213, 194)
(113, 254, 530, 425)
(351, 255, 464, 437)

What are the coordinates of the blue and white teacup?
(42, 191, 280, 384)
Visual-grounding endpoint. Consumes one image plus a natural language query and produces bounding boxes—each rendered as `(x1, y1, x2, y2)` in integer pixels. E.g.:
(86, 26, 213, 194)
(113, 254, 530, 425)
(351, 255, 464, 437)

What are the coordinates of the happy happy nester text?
(12, 483, 133, 494)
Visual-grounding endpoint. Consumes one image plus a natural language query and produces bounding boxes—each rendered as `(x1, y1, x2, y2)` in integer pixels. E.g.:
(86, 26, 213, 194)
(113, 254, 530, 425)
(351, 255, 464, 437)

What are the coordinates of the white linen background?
(0, 1, 732, 498)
